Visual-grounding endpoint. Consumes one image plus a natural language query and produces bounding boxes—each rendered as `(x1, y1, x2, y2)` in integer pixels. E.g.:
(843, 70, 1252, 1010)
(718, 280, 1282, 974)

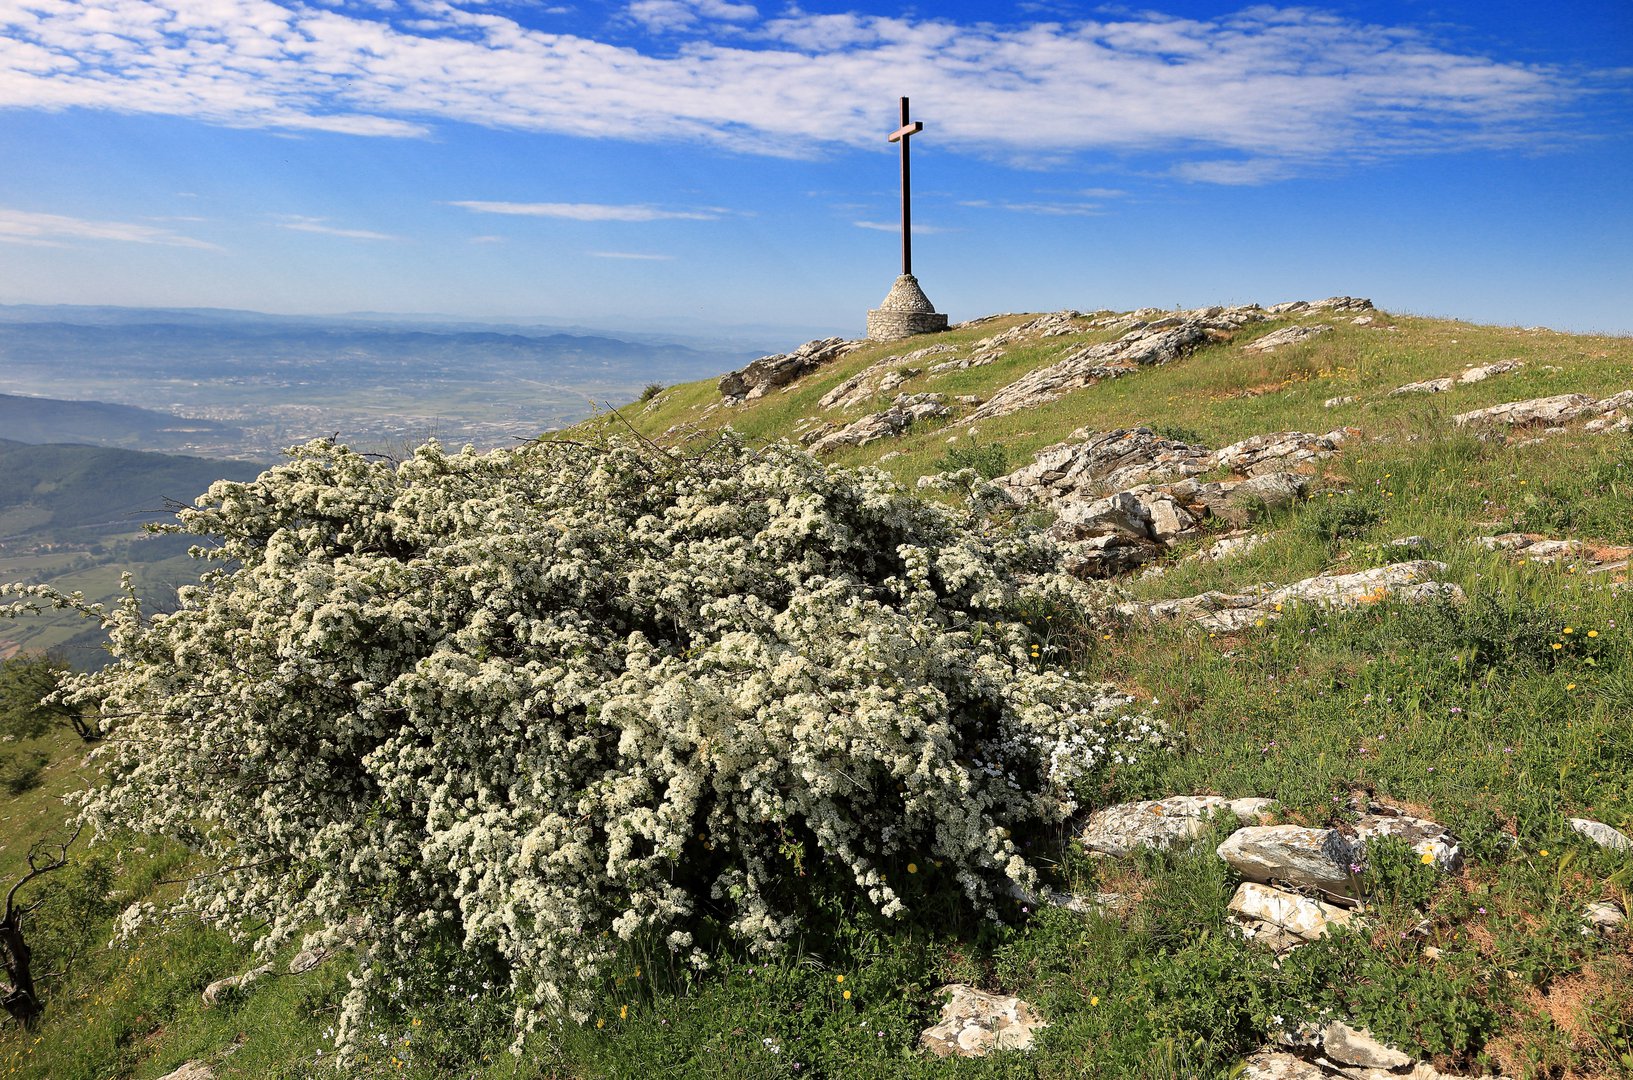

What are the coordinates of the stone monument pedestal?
(867, 273, 949, 342)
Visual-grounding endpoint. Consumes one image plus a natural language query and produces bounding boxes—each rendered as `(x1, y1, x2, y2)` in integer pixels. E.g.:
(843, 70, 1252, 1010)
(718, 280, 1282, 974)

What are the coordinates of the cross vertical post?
(887, 96, 923, 277)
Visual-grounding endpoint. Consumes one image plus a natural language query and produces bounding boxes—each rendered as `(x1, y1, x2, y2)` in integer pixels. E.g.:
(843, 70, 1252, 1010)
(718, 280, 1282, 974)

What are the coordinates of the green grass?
(4, 305, 1633, 1078)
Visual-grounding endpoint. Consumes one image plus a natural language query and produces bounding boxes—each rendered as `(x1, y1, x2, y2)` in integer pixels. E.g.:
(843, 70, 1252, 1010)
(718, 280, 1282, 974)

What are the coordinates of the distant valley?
(0, 305, 761, 457)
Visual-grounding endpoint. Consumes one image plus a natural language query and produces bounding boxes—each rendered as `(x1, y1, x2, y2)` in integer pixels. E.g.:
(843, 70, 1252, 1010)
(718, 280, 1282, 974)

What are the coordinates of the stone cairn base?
(867, 273, 949, 341)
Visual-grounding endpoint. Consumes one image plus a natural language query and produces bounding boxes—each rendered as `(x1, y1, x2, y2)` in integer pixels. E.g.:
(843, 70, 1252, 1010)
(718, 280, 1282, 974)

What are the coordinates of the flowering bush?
(6, 435, 1157, 1048)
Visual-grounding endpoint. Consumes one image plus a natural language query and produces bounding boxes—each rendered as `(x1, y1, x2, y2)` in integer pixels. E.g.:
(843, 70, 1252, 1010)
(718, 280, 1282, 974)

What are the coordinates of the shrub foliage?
(14, 436, 1152, 1048)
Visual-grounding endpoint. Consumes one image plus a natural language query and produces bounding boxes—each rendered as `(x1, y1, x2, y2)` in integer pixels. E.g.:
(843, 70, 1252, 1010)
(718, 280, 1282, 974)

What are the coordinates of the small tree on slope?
(4, 435, 1155, 1051)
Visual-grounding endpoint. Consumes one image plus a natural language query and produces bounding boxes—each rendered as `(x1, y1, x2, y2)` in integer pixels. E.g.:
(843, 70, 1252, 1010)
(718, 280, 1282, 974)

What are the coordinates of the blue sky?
(0, 0, 1629, 337)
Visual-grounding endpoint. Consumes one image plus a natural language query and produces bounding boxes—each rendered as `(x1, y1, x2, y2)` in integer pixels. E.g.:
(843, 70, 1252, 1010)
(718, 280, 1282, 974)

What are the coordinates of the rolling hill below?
(0, 392, 242, 454)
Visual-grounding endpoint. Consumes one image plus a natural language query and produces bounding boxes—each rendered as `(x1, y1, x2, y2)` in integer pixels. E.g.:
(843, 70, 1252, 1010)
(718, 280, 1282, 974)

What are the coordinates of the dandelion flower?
(596, 1018, 605, 1029)
(1420, 852, 1435, 865)
(620, 1005, 628, 1020)
(835, 975, 844, 984)
(843, 990, 851, 1001)
(1540, 849, 1549, 857)
(1552, 643, 1563, 650)
(907, 863, 918, 874)
(1563, 627, 1574, 635)
(1588, 630, 1599, 638)
(1089, 995, 1100, 1006)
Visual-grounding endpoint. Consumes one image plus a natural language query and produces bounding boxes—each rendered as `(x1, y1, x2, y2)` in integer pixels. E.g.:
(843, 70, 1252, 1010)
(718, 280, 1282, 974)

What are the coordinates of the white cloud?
(852, 220, 952, 234)
(588, 250, 675, 260)
(626, 0, 756, 34)
(0, 206, 220, 249)
(451, 200, 720, 221)
(959, 199, 1104, 216)
(1168, 159, 1301, 185)
(0, 2, 1590, 182)
(276, 216, 399, 240)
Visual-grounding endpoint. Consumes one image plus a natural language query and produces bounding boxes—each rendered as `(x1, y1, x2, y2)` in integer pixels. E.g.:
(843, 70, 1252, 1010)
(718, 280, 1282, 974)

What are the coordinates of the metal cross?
(887, 96, 924, 277)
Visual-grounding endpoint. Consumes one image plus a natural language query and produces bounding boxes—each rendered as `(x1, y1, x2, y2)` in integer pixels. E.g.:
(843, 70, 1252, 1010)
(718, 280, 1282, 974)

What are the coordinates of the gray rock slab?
(1585, 901, 1625, 936)
(1321, 1021, 1412, 1070)
(1354, 811, 1464, 873)
(1218, 825, 1362, 900)
(919, 984, 1047, 1058)
(1569, 817, 1632, 851)
(1243, 324, 1334, 353)
(1081, 796, 1277, 856)
(1229, 882, 1356, 946)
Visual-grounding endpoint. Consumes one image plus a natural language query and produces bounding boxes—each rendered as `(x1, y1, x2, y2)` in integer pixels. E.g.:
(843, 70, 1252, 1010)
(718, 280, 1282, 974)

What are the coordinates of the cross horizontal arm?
(888, 121, 923, 144)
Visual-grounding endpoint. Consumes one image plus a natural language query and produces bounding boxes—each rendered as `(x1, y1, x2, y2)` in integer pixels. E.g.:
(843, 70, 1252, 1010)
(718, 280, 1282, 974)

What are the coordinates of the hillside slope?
(2, 298, 1631, 1080)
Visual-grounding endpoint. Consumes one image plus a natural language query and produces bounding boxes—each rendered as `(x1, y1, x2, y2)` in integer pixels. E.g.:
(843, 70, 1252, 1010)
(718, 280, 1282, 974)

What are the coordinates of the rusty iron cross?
(887, 96, 924, 276)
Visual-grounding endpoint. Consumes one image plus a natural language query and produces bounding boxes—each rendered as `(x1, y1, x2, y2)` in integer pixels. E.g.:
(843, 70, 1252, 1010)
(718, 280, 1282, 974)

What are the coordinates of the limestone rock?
(970, 304, 1269, 421)
(1392, 359, 1522, 395)
(1569, 817, 1633, 851)
(1241, 1051, 1330, 1079)
(818, 346, 952, 410)
(288, 946, 331, 975)
(1585, 900, 1625, 936)
(919, 984, 1047, 1058)
(1354, 810, 1464, 873)
(718, 337, 862, 400)
(1321, 1020, 1413, 1070)
(155, 1064, 215, 1080)
(1213, 429, 1352, 476)
(1126, 561, 1460, 632)
(1229, 882, 1355, 950)
(1453, 394, 1599, 428)
(1080, 796, 1277, 856)
(1243, 324, 1333, 353)
(1266, 296, 1374, 315)
(1324, 395, 1357, 408)
(996, 427, 1216, 504)
(1199, 532, 1271, 563)
(201, 964, 273, 1006)
(1218, 825, 1362, 900)
(807, 394, 948, 453)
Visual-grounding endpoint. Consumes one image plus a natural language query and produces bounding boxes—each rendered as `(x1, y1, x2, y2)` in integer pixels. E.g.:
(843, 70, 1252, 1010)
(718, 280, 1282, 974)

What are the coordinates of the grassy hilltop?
(3, 299, 1632, 1079)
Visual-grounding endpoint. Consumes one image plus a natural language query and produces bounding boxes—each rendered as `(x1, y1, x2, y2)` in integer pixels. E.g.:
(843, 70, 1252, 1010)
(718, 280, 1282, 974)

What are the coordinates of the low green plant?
(0, 747, 49, 795)
(933, 441, 1010, 479)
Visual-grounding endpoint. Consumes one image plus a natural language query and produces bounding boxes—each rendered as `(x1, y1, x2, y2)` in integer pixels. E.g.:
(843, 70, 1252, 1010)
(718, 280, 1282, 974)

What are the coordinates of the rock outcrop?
(1212, 430, 1353, 477)
(996, 427, 1216, 503)
(1080, 795, 1277, 857)
(818, 344, 955, 409)
(969, 305, 1270, 421)
(919, 984, 1047, 1058)
(1453, 389, 1632, 432)
(1123, 561, 1462, 631)
(202, 963, 272, 1006)
(1243, 324, 1333, 353)
(1229, 883, 1356, 953)
(1241, 1013, 1510, 1079)
(806, 393, 949, 453)
(718, 337, 861, 401)
(1391, 359, 1522, 395)
(1569, 817, 1632, 852)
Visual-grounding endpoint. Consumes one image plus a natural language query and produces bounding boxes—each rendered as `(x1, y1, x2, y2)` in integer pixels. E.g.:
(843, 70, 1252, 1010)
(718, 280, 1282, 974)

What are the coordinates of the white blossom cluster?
(13, 436, 1160, 1049)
